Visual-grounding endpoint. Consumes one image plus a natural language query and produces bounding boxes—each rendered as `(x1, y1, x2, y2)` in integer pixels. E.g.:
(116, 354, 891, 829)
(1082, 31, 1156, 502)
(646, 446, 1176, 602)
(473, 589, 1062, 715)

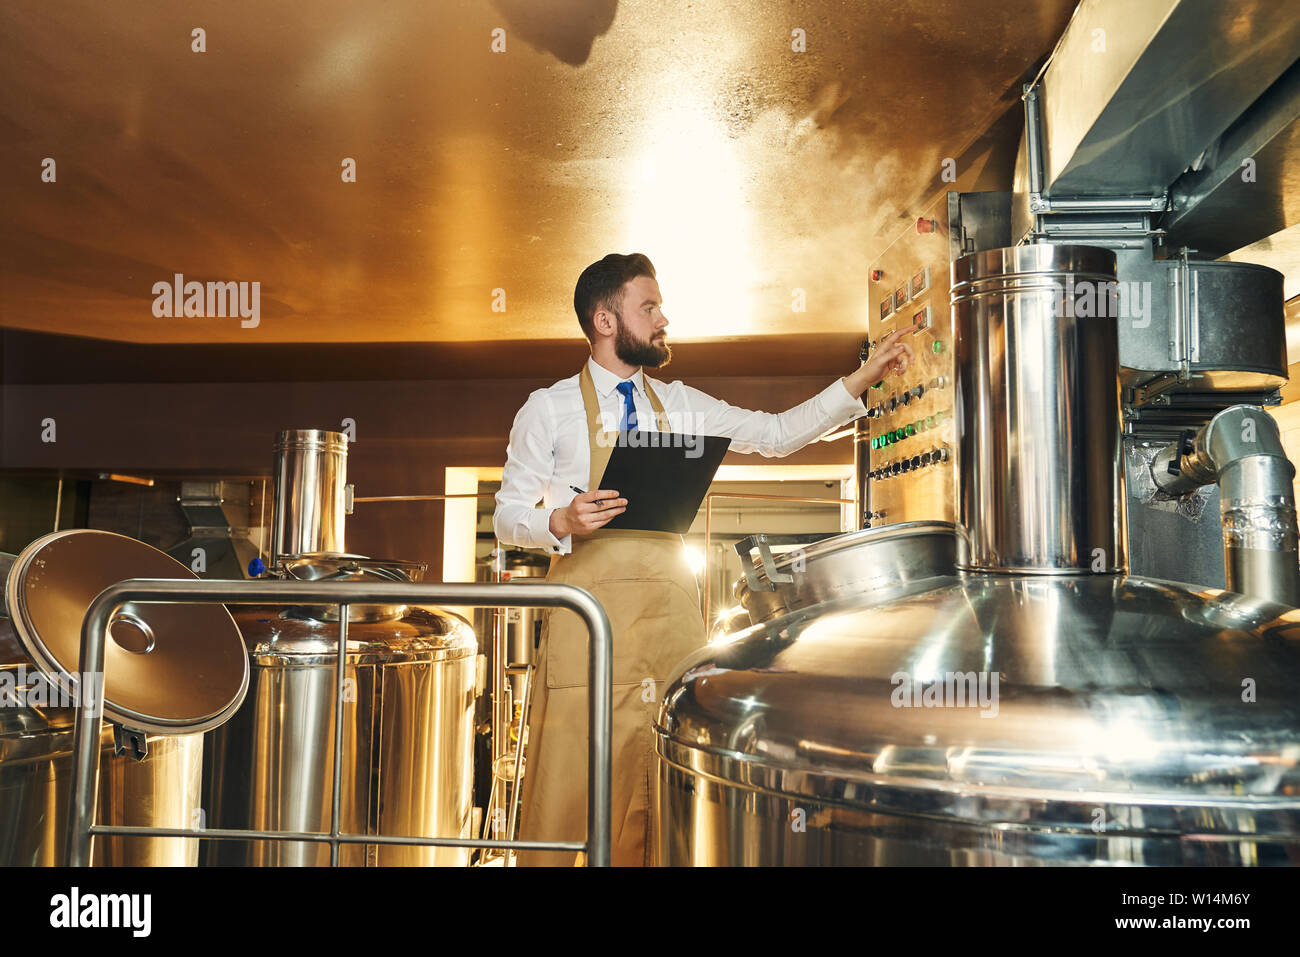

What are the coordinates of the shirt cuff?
(531, 508, 571, 556)
(828, 377, 868, 421)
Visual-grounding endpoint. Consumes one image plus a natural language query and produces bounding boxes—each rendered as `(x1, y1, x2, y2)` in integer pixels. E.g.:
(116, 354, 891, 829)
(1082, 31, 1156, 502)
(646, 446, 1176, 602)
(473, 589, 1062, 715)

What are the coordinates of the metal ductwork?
(165, 480, 263, 579)
(1022, 0, 1300, 208)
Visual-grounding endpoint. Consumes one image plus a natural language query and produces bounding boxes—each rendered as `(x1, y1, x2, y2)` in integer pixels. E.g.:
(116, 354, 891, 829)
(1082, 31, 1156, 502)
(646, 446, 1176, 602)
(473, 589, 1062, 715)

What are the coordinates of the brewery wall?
(0, 362, 854, 570)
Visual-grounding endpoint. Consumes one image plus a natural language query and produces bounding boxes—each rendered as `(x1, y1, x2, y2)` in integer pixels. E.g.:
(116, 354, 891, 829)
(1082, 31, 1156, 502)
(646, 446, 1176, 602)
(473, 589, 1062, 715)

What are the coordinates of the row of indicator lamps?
(868, 446, 951, 480)
(871, 411, 945, 449)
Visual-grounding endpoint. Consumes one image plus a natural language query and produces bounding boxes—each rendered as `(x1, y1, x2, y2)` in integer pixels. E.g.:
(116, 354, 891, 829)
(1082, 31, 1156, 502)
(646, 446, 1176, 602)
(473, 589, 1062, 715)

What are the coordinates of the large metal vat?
(203, 556, 478, 866)
(0, 652, 203, 866)
(0, 532, 248, 865)
(659, 549, 1300, 865)
(656, 246, 1300, 866)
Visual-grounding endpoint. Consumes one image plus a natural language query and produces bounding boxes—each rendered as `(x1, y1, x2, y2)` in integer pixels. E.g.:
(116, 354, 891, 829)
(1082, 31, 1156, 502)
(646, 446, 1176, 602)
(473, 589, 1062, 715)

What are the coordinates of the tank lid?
(3, 530, 249, 734)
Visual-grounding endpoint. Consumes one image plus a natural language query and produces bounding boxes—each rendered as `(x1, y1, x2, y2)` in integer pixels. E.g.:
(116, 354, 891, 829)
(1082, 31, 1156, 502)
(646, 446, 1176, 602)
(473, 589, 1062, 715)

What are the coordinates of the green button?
(932, 340, 944, 354)
(871, 437, 879, 449)
(906, 424, 915, 436)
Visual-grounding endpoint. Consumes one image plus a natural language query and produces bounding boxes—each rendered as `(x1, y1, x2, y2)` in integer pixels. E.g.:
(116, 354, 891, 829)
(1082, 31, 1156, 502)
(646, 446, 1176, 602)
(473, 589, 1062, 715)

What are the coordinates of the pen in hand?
(570, 485, 617, 508)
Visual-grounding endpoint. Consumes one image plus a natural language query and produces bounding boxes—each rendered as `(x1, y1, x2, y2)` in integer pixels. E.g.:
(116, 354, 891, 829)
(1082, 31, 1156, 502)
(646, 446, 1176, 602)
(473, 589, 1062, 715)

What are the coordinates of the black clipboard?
(594, 432, 731, 533)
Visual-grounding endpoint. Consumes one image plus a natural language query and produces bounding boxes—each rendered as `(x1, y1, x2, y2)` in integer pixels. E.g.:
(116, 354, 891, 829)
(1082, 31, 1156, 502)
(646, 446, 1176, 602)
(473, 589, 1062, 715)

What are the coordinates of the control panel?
(861, 193, 958, 527)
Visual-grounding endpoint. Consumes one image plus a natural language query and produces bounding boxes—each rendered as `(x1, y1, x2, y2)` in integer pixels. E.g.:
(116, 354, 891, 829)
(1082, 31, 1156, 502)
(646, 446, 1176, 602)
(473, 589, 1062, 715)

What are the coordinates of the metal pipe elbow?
(1150, 405, 1299, 606)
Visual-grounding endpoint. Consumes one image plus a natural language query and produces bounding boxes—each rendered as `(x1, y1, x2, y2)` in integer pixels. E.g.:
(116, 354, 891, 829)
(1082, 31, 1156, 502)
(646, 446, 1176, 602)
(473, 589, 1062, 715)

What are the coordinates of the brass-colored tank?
(203, 556, 478, 866)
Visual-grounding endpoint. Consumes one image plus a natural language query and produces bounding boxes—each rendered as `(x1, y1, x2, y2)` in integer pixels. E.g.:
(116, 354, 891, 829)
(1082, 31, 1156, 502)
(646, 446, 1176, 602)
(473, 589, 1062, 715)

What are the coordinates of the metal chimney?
(270, 429, 350, 568)
(952, 244, 1126, 573)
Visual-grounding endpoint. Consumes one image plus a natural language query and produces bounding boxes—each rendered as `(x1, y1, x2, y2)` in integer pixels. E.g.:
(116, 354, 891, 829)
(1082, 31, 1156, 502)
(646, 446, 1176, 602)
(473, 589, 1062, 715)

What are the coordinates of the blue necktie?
(616, 381, 638, 431)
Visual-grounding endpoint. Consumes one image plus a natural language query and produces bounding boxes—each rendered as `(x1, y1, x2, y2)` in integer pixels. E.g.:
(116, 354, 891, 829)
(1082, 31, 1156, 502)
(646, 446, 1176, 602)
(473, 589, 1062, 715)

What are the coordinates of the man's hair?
(573, 253, 656, 341)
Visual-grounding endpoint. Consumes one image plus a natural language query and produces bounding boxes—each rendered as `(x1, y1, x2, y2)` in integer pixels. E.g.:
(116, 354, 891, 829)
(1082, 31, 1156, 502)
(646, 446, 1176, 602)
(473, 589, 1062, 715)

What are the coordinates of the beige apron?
(516, 365, 707, 866)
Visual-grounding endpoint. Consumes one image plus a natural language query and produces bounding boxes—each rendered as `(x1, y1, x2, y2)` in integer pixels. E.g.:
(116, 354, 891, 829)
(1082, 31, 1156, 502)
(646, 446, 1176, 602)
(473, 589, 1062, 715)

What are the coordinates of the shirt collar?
(587, 357, 644, 398)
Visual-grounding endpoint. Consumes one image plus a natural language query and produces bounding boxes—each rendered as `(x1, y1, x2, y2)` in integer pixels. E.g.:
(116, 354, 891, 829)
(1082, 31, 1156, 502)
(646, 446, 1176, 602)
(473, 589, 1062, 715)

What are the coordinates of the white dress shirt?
(493, 357, 865, 554)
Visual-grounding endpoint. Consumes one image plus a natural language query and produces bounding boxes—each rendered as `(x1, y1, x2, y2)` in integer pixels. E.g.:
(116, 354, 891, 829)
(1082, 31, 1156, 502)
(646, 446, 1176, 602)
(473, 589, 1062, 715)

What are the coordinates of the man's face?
(611, 275, 671, 368)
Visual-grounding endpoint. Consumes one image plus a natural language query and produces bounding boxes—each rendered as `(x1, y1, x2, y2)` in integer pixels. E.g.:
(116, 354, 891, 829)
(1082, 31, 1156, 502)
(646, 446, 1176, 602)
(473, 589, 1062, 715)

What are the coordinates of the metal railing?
(65, 578, 613, 867)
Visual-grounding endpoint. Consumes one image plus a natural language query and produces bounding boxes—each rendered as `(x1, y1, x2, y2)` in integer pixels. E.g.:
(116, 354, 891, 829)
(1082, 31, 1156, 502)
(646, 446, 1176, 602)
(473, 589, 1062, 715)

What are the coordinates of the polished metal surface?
(271, 429, 349, 566)
(952, 244, 1125, 573)
(1124, 433, 1226, 589)
(734, 521, 957, 625)
(472, 550, 549, 863)
(1116, 253, 1287, 397)
(1164, 58, 1300, 257)
(205, 601, 477, 866)
(67, 577, 614, 867)
(1036, 0, 1300, 199)
(0, 705, 203, 866)
(282, 551, 428, 622)
(165, 480, 263, 580)
(0, 573, 203, 867)
(4, 530, 248, 734)
(656, 573, 1300, 866)
(1152, 405, 1300, 606)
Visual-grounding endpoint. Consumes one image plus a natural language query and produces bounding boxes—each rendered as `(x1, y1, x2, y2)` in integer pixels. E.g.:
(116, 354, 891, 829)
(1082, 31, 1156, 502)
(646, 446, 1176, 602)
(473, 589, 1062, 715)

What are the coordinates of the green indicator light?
(871, 437, 879, 449)
(906, 424, 915, 436)
(932, 340, 943, 354)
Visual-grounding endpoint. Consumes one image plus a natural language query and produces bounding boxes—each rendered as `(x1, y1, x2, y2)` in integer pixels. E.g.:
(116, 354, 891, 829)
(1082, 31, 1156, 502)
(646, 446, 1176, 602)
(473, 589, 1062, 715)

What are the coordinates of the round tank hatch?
(4, 530, 249, 734)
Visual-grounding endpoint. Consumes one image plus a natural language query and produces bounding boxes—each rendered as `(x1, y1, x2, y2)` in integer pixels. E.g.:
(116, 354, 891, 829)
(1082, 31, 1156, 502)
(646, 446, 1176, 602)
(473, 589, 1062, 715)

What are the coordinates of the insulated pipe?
(1152, 405, 1300, 607)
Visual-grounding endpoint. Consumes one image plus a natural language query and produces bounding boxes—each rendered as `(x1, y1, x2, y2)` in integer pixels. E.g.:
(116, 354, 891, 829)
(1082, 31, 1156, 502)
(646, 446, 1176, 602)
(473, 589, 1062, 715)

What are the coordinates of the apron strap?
(578, 363, 672, 491)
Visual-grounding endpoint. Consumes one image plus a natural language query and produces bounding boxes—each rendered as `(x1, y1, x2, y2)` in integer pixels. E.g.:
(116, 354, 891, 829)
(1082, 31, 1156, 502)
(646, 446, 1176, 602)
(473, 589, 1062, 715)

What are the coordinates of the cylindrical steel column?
(271, 429, 349, 566)
(853, 418, 871, 527)
(952, 245, 1125, 573)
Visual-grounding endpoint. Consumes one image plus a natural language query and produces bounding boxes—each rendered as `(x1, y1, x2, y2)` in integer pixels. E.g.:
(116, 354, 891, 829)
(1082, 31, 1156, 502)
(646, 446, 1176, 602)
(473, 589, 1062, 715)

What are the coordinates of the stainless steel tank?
(656, 245, 1300, 866)
(0, 651, 203, 866)
(0, 532, 248, 865)
(203, 555, 478, 866)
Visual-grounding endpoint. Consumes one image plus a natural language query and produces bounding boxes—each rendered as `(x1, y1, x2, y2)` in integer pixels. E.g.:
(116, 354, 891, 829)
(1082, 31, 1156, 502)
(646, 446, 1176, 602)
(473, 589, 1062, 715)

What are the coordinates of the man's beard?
(613, 311, 671, 368)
